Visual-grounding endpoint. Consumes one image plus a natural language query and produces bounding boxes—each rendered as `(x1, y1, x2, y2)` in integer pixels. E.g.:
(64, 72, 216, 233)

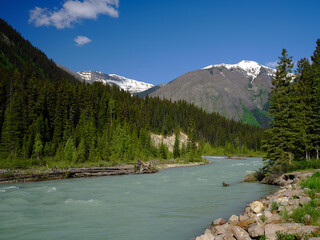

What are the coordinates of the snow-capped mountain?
(77, 71, 154, 94)
(141, 60, 275, 127)
(203, 60, 276, 82)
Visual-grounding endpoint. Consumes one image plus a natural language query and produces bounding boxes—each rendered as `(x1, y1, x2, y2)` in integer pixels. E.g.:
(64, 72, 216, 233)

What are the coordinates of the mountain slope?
(77, 71, 154, 94)
(147, 60, 275, 127)
(0, 18, 78, 83)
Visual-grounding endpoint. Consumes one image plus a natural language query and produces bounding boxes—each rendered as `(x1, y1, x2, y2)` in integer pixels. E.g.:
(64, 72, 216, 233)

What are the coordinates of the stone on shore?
(212, 224, 230, 235)
(228, 215, 239, 223)
(248, 222, 264, 238)
(237, 219, 256, 229)
(230, 226, 251, 240)
(265, 224, 287, 240)
(212, 218, 227, 226)
(196, 229, 215, 240)
(266, 213, 282, 224)
(249, 201, 264, 214)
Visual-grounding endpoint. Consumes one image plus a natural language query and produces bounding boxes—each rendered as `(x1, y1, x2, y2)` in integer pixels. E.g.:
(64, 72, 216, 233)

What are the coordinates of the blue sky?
(1, 0, 320, 85)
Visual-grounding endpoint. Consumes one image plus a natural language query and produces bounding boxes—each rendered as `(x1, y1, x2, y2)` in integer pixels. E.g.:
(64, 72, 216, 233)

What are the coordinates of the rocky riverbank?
(194, 170, 320, 240)
(0, 160, 208, 184)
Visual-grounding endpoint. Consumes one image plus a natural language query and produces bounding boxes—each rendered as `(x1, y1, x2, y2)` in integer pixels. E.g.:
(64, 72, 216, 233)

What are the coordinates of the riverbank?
(194, 170, 320, 240)
(0, 160, 209, 184)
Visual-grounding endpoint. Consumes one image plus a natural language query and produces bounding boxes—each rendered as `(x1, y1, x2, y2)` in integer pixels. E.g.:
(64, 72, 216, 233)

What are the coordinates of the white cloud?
(266, 61, 278, 68)
(74, 35, 92, 46)
(29, 0, 119, 29)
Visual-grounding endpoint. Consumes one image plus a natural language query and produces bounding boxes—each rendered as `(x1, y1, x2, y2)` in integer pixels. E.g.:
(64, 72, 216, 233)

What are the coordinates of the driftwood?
(0, 163, 159, 184)
(135, 160, 158, 174)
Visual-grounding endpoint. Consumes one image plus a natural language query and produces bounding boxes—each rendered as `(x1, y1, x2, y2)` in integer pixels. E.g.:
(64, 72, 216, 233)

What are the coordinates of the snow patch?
(202, 60, 276, 82)
(77, 71, 154, 93)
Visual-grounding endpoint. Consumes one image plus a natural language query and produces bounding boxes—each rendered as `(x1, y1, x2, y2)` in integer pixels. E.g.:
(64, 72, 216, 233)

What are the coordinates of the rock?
(299, 196, 311, 205)
(275, 197, 289, 206)
(288, 199, 299, 206)
(230, 226, 251, 240)
(303, 214, 311, 224)
(264, 211, 272, 220)
(228, 215, 239, 223)
(237, 219, 256, 229)
(248, 222, 264, 238)
(212, 224, 229, 236)
(250, 201, 264, 214)
(196, 229, 215, 240)
(223, 230, 236, 240)
(265, 224, 287, 240)
(239, 215, 249, 221)
(266, 213, 282, 224)
(212, 218, 227, 226)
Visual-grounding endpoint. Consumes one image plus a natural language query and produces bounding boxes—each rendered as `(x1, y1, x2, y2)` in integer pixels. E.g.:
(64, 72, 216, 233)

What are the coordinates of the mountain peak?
(202, 60, 275, 81)
(77, 70, 154, 94)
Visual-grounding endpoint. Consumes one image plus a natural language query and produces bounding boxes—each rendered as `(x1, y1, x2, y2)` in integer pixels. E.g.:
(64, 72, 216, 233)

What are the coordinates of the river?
(0, 157, 277, 240)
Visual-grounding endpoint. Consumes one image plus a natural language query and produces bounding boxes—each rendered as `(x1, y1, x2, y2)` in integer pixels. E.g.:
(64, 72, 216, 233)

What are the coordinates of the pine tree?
(173, 129, 180, 158)
(263, 49, 295, 172)
(310, 39, 320, 159)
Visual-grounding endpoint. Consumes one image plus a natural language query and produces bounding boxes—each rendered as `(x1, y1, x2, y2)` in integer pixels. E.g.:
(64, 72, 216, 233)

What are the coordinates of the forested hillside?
(263, 40, 320, 174)
(0, 18, 265, 168)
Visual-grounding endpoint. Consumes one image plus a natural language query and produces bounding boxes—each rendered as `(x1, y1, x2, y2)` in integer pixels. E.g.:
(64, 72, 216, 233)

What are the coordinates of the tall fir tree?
(263, 49, 295, 172)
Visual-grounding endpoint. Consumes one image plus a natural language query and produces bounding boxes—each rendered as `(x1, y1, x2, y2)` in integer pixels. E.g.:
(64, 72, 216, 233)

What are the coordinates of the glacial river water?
(0, 157, 278, 240)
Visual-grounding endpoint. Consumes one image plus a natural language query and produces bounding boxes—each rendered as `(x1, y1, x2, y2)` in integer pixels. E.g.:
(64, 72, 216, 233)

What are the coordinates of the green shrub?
(271, 201, 279, 212)
(276, 232, 299, 240)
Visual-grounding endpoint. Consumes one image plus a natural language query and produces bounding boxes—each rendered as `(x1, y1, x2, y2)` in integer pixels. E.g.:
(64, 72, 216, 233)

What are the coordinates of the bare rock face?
(230, 226, 252, 240)
(250, 201, 264, 214)
(266, 213, 282, 224)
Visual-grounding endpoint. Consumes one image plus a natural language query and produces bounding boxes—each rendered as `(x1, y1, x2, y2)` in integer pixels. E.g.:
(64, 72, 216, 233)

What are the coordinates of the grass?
(300, 171, 320, 192)
(241, 103, 261, 127)
(279, 171, 320, 226)
(271, 201, 280, 212)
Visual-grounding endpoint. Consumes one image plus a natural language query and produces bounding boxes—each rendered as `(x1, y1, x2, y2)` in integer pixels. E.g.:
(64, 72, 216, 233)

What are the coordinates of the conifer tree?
(263, 49, 294, 171)
(173, 129, 180, 158)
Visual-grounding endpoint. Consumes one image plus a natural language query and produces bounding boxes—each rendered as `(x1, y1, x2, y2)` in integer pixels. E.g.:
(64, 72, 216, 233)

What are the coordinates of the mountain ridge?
(77, 70, 154, 94)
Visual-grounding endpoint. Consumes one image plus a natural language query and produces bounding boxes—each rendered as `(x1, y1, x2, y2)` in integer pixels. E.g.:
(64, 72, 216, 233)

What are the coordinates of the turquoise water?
(0, 157, 277, 240)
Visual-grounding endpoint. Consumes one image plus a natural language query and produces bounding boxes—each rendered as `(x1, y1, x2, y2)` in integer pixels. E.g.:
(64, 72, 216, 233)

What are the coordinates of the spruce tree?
(263, 49, 294, 172)
(173, 129, 180, 159)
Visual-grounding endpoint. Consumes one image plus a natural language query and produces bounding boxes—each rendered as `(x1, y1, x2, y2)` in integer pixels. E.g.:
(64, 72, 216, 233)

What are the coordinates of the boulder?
(212, 224, 229, 236)
(239, 215, 249, 221)
(248, 222, 264, 238)
(299, 196, 311, 205)
(250, 201, 264, 214)
(265, 224, 287, 240)
(223, 230, 236, 240)
(228, 215, 239, 223)
(212, 218, 227, 226)
(230, 226, 252, 240)
(266, 213, 282, 224)
(237, 219, 256, 229)
(264, 211, 272, 220)
(275, 197, 289, 206)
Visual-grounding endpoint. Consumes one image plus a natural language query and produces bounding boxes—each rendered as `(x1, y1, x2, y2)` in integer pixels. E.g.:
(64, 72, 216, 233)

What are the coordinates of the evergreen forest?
(0, 18, 264, 169)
